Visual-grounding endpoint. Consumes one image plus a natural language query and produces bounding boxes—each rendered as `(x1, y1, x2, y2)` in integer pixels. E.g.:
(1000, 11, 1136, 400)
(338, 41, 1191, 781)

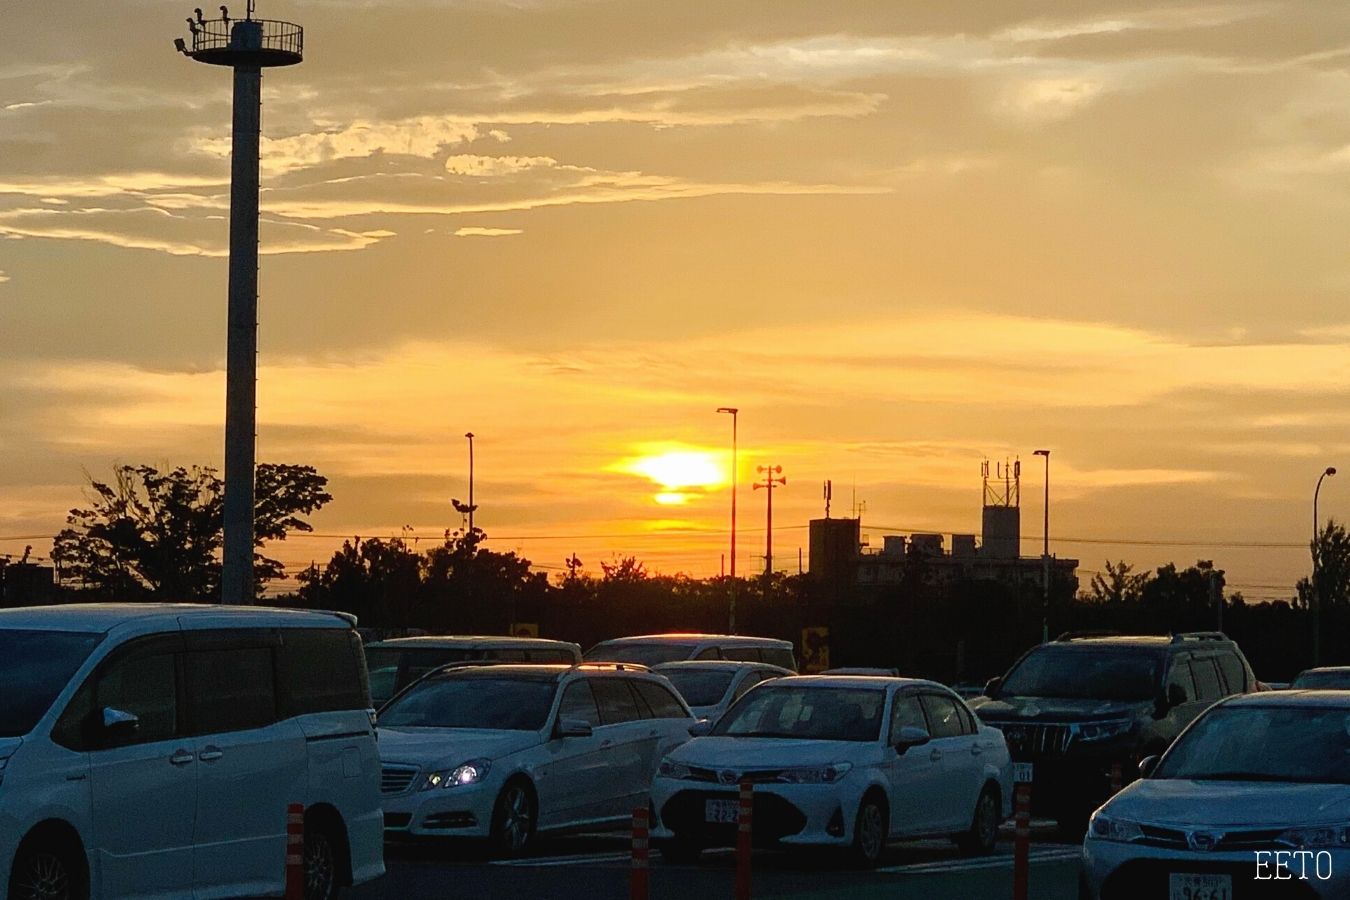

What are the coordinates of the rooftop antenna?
(823, 479, 832, 518)
(176, 3, 303, 604)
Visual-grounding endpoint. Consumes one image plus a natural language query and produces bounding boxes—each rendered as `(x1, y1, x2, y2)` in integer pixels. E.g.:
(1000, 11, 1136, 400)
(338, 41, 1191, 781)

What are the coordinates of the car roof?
(1221, 690, 1350, 709)
(653, 660, 792, 674)
(766, 675, 948, 691)
(591, 633, 792, 647)
(0, 603, 352, 633)
(426, 663, 660, 682)
(368, 635, 579, 649)
(1297, 666, 1350, 676)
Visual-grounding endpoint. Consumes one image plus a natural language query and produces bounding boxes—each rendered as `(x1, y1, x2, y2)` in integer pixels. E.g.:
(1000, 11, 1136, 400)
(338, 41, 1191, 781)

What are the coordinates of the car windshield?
(999, 646, 1161, 701)
(0, 629, 104, 737)
(366, 647, 476, 705)
(585, 643, 696, 666)
(378, 676, 557, 731)
(714, 685, 885, 741)
(663, 670, 735, 707)
(1291, 671, 1350, 690)
(1155, 705, 1350, 784)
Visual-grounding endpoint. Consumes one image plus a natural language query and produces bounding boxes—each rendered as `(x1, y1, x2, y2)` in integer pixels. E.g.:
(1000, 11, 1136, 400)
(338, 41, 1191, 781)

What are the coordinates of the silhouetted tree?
(1296, 519, 1350, 610)
(52, 462, 330, 601)
(1086, 560, 1150, 604)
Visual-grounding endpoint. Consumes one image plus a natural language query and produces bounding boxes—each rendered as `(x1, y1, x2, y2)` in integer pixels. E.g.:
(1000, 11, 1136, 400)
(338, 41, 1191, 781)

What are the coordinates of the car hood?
(376, 727, 539, 767)
(1103, 779, 1350, 827)
(0, 737, 20, 760)
(972, 695, 1148, 722)
(668, 736, 868, 768)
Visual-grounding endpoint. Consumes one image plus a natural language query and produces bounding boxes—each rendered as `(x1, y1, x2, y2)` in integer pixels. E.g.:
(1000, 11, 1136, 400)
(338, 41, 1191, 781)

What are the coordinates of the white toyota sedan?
(378, 664, 694, 855)
(650, 676, 1012, 866)
(1082, 691, 1350, 900)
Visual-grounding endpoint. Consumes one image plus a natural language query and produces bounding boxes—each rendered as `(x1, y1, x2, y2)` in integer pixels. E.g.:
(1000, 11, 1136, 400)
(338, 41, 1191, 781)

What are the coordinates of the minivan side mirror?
(1138, 755, 1160, 778)
(556, 719, 593, 739)
(893, 726, 930, 754)
(984, 677, 1002, 697)
(102, 707, 140, 736)
(688, 719, 713, 737)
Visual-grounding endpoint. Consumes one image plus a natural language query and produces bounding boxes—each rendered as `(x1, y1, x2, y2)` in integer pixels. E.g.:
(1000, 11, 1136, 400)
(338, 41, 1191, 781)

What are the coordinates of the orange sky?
(4, 2, 1350, 599)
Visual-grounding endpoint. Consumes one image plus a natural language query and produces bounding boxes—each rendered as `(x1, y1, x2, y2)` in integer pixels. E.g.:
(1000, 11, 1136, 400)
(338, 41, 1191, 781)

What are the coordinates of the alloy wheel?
(12, 851, 71, 900)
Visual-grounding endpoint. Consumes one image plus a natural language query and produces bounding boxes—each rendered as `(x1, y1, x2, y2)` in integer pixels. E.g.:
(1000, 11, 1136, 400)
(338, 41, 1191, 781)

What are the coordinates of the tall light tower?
(716, 407, 738, 632)
(1313, 466, 1336, 665)
(466, 432, 476, 533)
(177, 3, 303, 604)
(754, 465, 786, 577)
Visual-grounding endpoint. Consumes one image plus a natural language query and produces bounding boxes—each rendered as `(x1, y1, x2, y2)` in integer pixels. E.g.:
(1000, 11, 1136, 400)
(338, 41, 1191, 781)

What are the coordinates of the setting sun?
(615, 447, 727, 504)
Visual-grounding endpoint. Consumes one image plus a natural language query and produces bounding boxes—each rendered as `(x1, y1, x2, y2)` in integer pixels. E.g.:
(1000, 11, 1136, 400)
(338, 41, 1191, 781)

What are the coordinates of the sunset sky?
(5, 1, 1350, 598)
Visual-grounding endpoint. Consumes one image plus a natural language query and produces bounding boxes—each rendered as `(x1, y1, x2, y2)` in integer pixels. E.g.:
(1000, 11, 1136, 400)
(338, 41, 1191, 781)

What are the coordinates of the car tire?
(657, 836, 703, 864)
(489, 779, 537, 857)
(8, 838, 88, 900)
(848, 794, 888, 868)
(303, 820, 342, 900)
(955, 784, 1000, 855)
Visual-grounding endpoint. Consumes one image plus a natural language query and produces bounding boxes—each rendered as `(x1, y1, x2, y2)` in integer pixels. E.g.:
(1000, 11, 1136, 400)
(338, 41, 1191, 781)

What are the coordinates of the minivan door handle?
(929, 749, 943, 763)
(198, 746, 224, 762)
(169, 750, 195, 767)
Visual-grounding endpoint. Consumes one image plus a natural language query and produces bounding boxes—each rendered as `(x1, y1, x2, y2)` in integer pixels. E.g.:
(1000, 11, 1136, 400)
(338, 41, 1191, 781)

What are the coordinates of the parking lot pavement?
(351, 824, 1083, 899)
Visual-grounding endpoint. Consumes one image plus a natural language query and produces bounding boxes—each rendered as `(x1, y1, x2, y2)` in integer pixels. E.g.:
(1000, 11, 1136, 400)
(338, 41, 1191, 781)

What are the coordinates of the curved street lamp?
(1313, 466, 1336, 665)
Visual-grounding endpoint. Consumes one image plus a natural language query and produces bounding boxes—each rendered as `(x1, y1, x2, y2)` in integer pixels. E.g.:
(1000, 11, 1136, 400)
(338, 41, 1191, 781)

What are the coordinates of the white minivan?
(0, 603, 384, 900)
(585, 634, 797, 670)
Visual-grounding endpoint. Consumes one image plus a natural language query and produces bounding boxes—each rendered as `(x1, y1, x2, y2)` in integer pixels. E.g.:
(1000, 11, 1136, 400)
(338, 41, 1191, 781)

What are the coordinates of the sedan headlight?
(658, 758, 692, 780)
(1088, 812, 1144, 843)
(1074, 719, 1134, 742)
(419, 758, 491, 791)
(1276, 825, 1350, 849)
(774, 762, 853, 784)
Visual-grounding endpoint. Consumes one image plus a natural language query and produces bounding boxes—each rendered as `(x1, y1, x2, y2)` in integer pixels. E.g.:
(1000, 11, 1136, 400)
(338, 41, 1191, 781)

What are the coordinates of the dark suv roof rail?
(568, 662, 652, 673)
(1054, 630, 1124, 642)
(1171, 631, 1230, 644)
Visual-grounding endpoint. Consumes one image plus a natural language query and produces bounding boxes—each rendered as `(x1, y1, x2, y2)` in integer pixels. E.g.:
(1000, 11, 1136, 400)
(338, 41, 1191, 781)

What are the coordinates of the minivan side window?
(1216, 653, 1247, 694)
(761, 648, 796, 670)
(279, 628, 368, 715)
(591, 678, 642, 724)
(1189, 658, 1224, 703)
(694, 647, 722, 660)
(721, 647, 761, 662)
(97, 652, 180, 747)
(185, 648, 277, 734)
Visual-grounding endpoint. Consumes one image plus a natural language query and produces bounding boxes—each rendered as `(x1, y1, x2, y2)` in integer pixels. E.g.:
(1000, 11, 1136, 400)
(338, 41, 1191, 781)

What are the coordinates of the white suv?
(378, 664, 694, 854)
(0, 603, 384, 900)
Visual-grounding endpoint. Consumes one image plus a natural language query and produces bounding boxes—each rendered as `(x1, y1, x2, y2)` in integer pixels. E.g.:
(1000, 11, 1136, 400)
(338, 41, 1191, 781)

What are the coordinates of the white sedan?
(650, 676, 1012, 866)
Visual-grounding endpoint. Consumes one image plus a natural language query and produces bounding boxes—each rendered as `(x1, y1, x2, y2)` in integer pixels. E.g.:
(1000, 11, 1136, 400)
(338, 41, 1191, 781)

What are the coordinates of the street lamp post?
(1034, 449, 1050, 644)
(466, 432, 476, 533)
(1313, 466, 1336, 666)
(716, 407, 738, 633)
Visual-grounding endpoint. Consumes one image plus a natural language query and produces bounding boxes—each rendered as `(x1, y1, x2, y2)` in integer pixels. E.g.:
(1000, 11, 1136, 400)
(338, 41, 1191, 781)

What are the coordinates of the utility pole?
(466, 432, 476, 532)
(716, 408, 739, 631)
(1034, 449, 1051, 643)
(754, 465, 786, 577)
(178, 2, 303, 604)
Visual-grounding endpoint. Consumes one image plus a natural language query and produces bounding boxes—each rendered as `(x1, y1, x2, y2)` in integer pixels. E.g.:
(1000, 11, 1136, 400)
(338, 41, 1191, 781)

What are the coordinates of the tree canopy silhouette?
(52, 462, 331, 601)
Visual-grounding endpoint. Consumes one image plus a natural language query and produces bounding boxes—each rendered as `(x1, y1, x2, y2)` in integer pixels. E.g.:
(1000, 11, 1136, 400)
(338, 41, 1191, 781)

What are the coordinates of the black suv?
(969, 631, 1259, 832)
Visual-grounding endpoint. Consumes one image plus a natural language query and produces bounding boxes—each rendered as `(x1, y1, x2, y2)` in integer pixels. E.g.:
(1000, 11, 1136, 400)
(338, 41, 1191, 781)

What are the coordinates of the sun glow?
(615, 447, 727, 504)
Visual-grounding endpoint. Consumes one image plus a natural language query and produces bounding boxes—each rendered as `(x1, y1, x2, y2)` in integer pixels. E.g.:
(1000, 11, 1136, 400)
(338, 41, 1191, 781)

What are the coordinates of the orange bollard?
(1012, 781, 1031, 900)
(735, 781, 753, 900)
(631, 807, 650, 900)
(1110, 762, 1122, 795)
(285, 803, 305, 900)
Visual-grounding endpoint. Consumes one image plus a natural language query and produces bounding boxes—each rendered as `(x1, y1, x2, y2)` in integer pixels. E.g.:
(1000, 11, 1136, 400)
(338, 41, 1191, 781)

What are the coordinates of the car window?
(1166, 656, 1196, 703)
(633, 680, 687, 718)
(694, 647, 722, 660)
(557, 680, 600, 727)
(920, 693, 968, 738)
(761, 649, 796, 670)
(591, 678, 643, 724)
(586, 643, 699, 665)
(379, 675, 557, 730)
(732, 672, 763, 701)
(1216, 652, 1247, 694)
(185, 647, 278, 735)
(528, 649, 576, 663)
(1190, 658, 1224, 702)
(0, 629, 104, 740)
(715, 686, 884, 742)
(95, 651, 180, 746)
(721, 647, 761, 662)
(279, 629, 368, 715)
(487, 648, 529, 661)
(888, 693, 927, 742)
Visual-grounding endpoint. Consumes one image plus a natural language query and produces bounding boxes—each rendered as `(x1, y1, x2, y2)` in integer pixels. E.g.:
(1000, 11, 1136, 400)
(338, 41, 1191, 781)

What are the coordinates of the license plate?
(1168, 873, 1231, 900)
(704, 799, 740, 824)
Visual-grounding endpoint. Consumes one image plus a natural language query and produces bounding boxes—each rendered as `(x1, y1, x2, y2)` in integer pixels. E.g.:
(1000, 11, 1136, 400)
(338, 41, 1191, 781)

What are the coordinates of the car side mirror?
(556, 718, 593, 739)
(688, 719, 713, 737)
(893, 725, 930, 754)
(1138, 755, 1159, 779)
(102, 707, 140, 736)
(983, 677, 1002, 698)
(1167, 684, 1188, 706)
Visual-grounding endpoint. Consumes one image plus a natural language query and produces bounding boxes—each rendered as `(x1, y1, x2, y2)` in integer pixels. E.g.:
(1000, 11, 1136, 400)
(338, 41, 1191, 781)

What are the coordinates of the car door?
(535, 678, 609, 828)
(629, 678, 693, 780)
(183, 631, 306, 899)
(82, 634, 198, 899)
(882, 692, 941, 837)
(590, 677, 649, 818)
(1154, 653, 1202, 745)
(918, 693, 977, 831)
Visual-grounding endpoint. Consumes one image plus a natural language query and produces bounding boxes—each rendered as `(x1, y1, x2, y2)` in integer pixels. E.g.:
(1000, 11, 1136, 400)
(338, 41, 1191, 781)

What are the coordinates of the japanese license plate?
(704, 798, 740, 824)
(1168, 873, 1231, 900)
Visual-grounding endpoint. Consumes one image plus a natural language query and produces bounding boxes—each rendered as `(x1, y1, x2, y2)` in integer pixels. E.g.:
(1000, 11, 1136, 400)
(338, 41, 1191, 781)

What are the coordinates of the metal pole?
(718, 408, 738, 632)
(466, 432, 475, 533)
(1314, 467, 1335, 666)
(766, 468, 774, 578)
(221, 64, 262, 606)
(1034, 450, 1050, 643)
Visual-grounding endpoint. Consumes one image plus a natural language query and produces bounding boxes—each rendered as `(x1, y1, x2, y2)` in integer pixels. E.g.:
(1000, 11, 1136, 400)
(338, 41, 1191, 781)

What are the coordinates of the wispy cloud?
(454, 226, 523, 237)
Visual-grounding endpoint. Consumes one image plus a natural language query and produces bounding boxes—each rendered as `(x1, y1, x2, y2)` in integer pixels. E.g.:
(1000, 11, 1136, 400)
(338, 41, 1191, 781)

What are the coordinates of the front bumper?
(380, 778, 497, 839)
(1083, 838, 1350, 900)
(650, 777, 861, 848)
